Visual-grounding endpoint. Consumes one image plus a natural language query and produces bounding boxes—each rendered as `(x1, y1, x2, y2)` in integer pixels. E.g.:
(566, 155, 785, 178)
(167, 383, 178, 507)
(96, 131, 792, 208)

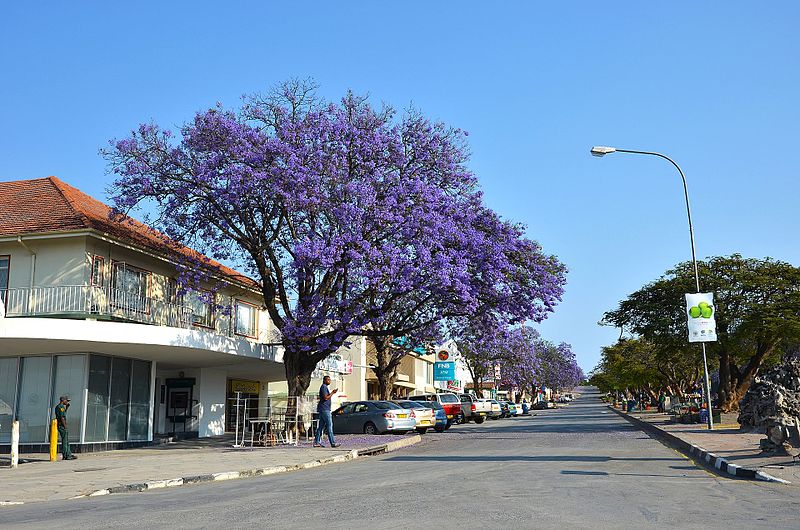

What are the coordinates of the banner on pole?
(685, 292, 717, 343)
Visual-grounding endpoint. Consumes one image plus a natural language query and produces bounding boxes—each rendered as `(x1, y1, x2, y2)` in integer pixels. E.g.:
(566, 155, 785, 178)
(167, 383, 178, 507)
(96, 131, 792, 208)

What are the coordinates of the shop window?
(0, 358, 19, 443)
(235, 300, 258, 338)
(108, 358, 132, 441)
(188, 290, 215, 328)
(111, 262, 150, 313)
(129, 360, 151, 440)
(52, 355, 86, 444)
(85, 355, 111, 442)
(16, 356, 53, 443)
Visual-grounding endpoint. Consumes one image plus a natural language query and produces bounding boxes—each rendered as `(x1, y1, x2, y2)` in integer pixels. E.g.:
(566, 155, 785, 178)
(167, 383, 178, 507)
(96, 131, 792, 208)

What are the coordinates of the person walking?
(314, 376, 340, 448)
(54, 395, 76, 460)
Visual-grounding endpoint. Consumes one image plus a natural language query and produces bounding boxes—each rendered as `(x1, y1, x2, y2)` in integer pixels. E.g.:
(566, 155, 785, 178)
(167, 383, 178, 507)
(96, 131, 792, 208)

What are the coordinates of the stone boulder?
(738, 359, 800, 454)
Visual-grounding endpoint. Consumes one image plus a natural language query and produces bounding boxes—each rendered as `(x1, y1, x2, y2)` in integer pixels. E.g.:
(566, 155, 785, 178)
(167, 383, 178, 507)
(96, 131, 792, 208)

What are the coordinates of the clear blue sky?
(2, 2, 798, 373)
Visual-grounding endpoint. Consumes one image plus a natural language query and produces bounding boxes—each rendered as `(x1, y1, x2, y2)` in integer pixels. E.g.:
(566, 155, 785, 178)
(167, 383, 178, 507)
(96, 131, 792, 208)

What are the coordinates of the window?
(85, 355, 111, 442)
(0, 255, 9, 306)
(111, 262, 150, 313)
(91, 256, 104, 286)
(0, 358, 19, 444)
(52, 355, 86, 444)
(128, 360, 152, 440)
(235, 300, 258, 337)
(16, 356, 53, 443)
(187, 290, 214, 328)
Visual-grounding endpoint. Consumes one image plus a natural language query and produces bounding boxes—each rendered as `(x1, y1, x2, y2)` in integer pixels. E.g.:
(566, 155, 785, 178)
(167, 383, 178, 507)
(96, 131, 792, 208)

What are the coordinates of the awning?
(393, 381, 417, 389)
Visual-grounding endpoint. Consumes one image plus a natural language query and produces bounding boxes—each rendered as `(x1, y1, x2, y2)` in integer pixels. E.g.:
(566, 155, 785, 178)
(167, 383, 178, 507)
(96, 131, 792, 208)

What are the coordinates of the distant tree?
(602, 255, 800, 411)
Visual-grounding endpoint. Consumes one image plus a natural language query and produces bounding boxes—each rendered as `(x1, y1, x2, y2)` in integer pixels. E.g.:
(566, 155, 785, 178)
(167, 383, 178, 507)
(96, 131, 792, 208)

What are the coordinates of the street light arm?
(613, 148, 701, 293)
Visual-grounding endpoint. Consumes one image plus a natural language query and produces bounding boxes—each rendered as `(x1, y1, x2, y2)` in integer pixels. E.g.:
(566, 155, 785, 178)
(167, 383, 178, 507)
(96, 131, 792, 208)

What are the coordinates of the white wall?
(197, 368, 227, 437)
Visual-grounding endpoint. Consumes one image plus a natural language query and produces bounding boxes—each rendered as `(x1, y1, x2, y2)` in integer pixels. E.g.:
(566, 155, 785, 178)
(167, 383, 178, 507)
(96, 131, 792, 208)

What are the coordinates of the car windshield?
(373, 401, 401, 410)
(439, 394, 459, 403)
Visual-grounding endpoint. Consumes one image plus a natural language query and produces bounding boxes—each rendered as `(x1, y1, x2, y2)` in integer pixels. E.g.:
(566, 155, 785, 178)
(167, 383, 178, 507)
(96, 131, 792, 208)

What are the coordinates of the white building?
(0, 177, 286, 451)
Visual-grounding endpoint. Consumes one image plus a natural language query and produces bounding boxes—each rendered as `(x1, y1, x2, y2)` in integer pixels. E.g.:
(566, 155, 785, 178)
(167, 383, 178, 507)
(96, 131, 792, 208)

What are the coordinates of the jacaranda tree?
(104, 80, 566, 397)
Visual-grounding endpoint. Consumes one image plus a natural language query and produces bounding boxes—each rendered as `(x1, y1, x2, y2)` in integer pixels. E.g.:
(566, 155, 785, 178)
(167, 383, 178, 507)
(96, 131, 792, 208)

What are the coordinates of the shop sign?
(434, 361, 455, 381)
(447, 380, 462, 391)
(230, 379, 260, 394)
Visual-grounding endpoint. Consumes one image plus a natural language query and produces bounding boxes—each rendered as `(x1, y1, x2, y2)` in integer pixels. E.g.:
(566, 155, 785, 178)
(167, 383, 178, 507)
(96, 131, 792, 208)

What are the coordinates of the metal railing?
(1, 285, 194, 328)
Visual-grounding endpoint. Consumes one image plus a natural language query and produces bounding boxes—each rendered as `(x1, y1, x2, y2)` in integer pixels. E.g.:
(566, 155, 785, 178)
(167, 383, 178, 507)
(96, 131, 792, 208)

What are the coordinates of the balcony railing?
(1, 285, 194, 329)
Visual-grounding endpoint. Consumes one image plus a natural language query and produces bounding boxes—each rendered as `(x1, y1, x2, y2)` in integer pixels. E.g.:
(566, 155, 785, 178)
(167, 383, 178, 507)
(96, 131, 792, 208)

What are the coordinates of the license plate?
(420, 420, 432, 425)
(397, 414, 407, 418)
(447, 415, 454, 419)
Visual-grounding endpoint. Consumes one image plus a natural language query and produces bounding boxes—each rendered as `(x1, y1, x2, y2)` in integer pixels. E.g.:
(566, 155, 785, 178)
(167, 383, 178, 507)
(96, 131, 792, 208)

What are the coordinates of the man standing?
(314, 376, 340, 448)
(54, 396, 76, 460)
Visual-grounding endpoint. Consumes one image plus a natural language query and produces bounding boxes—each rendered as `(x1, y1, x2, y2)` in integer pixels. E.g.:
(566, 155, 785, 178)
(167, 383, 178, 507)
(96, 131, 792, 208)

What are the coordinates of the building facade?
(0, 177, 285, 450)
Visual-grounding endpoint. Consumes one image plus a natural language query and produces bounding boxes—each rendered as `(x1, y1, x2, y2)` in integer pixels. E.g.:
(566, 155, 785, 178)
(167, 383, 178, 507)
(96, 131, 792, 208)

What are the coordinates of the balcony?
(1, 285, 194, 329)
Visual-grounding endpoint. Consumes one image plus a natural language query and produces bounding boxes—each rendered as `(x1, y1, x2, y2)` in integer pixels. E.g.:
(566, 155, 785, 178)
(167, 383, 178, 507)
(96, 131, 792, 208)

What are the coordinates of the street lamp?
(591, 146, 714, 430)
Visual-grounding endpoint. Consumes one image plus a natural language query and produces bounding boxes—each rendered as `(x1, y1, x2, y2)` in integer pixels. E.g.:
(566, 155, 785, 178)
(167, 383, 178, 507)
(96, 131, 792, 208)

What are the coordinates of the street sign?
(434, 361, 455, 381)
(437, 350, 450, 361)
(685, 292, 717, 343)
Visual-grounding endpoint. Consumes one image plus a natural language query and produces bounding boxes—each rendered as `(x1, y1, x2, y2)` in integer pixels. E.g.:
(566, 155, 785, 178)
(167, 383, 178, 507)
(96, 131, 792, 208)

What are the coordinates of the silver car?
(332, 400, 417, 435)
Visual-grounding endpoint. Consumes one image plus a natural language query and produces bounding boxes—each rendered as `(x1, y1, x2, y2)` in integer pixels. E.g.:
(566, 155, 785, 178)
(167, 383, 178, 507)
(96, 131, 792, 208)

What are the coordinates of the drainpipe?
(16, 236, 36, 288)
(17, 236, 36, 312)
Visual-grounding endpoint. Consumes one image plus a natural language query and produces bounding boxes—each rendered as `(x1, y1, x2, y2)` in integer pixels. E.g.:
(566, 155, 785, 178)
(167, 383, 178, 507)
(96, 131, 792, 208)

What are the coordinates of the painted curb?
(66, 436, 420, 501)
(608, 406, 790, 484)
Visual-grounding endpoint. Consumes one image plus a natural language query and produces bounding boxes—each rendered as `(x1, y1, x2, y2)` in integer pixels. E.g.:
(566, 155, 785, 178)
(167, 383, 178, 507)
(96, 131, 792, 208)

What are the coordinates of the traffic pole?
(49, 418, 58, 461)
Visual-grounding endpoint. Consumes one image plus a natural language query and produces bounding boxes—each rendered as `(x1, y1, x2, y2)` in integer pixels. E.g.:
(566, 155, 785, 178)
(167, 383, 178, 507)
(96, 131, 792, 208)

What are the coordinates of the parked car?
(480, 399, 503, 420)
(392, 400, 436, 434)
(498, 400, 511, 418)
(512, 402, 524, 416)
(458, 394, 491, 424)
(507, 402, 518, 416)
(408, 393, 462, 429)
(532, 400, 548, 410)
(332, 400, 416, 435)
(422, 401, 448, 432)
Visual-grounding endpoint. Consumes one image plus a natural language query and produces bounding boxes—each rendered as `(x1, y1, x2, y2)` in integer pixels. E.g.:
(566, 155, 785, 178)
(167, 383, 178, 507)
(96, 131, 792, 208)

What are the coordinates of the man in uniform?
(54, 395, 76, 460)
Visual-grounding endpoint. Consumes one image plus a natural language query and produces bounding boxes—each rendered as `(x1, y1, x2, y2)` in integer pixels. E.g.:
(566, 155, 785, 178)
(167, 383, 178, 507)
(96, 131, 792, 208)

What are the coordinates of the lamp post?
(591, 146, 714, 430)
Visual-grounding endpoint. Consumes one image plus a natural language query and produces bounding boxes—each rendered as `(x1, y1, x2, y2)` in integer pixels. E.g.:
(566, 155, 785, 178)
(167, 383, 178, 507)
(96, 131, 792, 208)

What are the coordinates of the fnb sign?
(434, 361, 455, 381)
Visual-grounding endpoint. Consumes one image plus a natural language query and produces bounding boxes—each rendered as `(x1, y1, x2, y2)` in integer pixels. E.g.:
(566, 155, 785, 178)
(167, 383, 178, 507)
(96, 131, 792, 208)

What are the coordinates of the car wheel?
(363, 422, 379, 435)
(416, 428, 428, 435)
(445, 420, 452, 430)
(434, 425, 445, 433)
(474, 416, 485, 424)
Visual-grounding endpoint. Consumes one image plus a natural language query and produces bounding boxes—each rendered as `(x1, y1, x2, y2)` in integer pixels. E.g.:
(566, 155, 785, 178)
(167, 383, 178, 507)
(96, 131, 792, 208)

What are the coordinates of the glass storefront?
(109, 357, 132, 441)
(0, 353, 152, 445)
(52, 355, 87, 443)
(129, 360, 151, 440)
(0, 357, 19, 443)
(85, 355, 111, 442)
(16, 356, 52, 443)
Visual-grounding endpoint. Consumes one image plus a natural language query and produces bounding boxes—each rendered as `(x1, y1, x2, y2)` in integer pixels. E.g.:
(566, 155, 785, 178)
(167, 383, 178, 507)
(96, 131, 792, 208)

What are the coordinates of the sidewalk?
(0, 433, 420, 505)
(611, 407, 799, 485)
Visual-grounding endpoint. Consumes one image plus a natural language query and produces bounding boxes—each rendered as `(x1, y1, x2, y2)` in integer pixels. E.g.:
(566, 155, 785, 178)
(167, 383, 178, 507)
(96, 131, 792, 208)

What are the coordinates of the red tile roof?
(0, 176, 259, 290)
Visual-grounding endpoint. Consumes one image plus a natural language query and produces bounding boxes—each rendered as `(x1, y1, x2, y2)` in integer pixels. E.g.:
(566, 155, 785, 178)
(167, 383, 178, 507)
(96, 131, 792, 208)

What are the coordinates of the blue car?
(422, 401, 448, 432)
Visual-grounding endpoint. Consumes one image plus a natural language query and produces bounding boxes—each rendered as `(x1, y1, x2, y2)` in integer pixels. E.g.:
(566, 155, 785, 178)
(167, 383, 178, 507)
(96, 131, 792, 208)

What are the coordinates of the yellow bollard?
(50, 418, 58, 461)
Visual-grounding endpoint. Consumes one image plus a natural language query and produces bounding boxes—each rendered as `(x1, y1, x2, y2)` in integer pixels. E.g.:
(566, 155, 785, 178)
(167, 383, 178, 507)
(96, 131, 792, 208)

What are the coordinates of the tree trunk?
(720, 342, 777, 412)
(373, 338, 401, 400)
(283, 347, 314, 398)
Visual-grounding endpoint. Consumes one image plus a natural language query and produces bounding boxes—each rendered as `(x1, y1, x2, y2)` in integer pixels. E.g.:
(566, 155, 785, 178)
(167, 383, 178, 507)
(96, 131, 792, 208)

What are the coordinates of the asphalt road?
(2, 388, 797, 529)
